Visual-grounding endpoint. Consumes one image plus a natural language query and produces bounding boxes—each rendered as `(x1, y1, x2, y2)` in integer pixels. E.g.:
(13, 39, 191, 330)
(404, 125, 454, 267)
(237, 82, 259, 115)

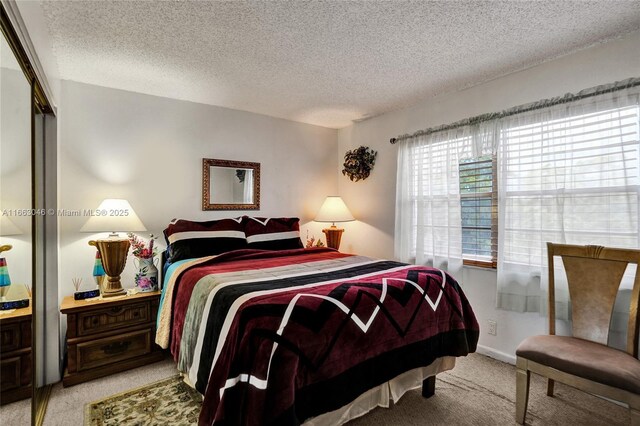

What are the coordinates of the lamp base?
(322, 226, 345, 251)
(101, 276, 126, 297)
(93, 238, 130, 298)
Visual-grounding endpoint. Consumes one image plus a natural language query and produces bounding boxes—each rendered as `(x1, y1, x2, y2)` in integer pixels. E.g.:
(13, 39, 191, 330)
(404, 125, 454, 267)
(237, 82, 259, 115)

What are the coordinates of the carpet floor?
(42, 357, 179, 426)
(350, 353, 628, 425)
(19, 352, 629, 425)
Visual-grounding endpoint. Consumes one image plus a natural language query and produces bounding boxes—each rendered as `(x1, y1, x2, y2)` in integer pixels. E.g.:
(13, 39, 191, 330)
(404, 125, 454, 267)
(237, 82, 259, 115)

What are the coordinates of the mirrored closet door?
(0, 19, 33, 424)
(1, 4, 56, 425)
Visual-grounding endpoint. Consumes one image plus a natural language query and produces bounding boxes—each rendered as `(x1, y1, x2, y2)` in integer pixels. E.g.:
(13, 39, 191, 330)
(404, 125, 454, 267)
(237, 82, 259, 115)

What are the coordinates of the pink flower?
(127, 233, 158, 259)
(137, 277, 152, 289)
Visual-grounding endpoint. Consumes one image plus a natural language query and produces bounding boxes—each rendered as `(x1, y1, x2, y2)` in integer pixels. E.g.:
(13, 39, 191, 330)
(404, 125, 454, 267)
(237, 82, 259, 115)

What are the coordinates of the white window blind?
(497, 95, 640, 315)
(500, 105, 640, 266)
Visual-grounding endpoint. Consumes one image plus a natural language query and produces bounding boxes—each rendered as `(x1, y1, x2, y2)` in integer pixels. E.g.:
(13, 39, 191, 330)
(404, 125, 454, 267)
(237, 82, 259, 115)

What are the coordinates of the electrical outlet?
(487, 320, 497, 336)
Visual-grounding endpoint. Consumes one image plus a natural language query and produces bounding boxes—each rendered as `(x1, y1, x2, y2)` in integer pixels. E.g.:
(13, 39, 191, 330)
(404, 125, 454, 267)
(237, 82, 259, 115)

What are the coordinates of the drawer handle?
(101, 340, 131, 355)
(109, 307, 125, 315)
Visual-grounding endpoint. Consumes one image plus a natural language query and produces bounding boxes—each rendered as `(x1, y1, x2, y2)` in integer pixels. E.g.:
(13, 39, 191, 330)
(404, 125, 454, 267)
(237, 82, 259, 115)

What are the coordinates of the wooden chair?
(515, 243, 640, 425)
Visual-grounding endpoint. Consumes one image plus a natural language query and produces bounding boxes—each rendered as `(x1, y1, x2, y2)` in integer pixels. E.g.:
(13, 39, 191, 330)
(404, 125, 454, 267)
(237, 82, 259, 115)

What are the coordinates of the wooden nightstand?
(0, 304, 32, 405)
(61, 291, 164, 387)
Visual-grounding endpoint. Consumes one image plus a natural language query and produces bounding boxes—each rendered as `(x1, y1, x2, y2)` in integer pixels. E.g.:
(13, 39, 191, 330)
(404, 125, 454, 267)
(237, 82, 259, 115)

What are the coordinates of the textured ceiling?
(30, 1, 640, 128)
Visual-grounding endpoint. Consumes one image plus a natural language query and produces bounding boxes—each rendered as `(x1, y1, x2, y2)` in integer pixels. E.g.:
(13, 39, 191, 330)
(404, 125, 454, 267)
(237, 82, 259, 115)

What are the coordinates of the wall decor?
(342, 146, 377, 182)
(203, 158, 261, 210)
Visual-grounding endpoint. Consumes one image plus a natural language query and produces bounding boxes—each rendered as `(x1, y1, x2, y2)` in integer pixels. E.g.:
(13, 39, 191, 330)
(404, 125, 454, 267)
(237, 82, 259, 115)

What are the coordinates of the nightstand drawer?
(0, 356, 21, 392)
(0, 308, 32, 404)
(78, 302, 150, 337)
(76, 328, 152, 372)
(1, 323, 21, 352)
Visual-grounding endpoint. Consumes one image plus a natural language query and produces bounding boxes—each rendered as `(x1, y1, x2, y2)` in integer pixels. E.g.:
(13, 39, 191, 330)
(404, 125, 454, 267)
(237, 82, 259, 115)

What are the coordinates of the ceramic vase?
(134, 257, 159, 292)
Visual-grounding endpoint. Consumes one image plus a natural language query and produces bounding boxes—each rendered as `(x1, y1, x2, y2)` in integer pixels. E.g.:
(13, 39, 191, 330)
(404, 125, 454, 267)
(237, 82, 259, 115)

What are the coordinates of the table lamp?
(314, 196, 355, 251)
(80, 199, 146, 297)
(0, 215, 22, 301)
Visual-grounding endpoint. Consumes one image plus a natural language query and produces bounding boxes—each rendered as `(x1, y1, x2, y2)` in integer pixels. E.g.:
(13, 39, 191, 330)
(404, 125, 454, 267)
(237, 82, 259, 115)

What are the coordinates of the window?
(394, 79, 639, 287)
(500, 104, 640, 267)
(459, 156, 497, 267)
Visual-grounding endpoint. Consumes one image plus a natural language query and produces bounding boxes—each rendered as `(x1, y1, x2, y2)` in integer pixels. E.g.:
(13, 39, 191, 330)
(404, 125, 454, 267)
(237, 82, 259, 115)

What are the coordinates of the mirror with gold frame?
(202, 158, 260, 210)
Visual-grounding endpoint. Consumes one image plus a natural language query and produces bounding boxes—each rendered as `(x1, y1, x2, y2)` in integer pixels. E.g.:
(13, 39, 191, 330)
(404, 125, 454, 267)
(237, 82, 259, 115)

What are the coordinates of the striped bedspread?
(156, 248, 479, 426)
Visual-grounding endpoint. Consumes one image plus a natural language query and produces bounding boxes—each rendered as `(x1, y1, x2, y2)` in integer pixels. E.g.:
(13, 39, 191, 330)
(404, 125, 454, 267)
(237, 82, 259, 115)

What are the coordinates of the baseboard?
(476, 344, 516, 365)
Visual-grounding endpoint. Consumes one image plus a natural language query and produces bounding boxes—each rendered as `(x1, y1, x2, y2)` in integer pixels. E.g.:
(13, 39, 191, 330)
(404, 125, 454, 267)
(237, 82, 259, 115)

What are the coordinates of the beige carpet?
(43, 357, 179, 426)
(76, 352, 628, 425)
(350, 353, 628, 425)
(0, 396, 30, 426)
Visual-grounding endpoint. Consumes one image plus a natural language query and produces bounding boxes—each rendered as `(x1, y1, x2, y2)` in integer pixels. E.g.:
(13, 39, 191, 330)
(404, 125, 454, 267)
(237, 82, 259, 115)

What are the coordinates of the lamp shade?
(80, 199, 146, 233)
(315, 196, 355, 224)
(0, 215, 22, 236)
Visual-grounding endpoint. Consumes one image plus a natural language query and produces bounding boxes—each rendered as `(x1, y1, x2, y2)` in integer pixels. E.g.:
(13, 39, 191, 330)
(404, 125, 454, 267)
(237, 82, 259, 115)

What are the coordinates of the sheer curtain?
(394, 124, 496, 274)
(243, 169, 254, 204)
(496, 84, 640, 320)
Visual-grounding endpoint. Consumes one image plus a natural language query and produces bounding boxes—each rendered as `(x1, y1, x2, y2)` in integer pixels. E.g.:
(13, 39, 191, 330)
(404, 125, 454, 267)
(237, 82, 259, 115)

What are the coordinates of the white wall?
(337, 31, 640, 362)
(58, 80, 337, 299)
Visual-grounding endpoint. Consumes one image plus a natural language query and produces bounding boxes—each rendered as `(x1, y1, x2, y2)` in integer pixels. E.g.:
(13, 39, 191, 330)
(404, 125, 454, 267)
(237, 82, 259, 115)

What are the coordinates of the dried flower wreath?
(342, 146, 377, 182)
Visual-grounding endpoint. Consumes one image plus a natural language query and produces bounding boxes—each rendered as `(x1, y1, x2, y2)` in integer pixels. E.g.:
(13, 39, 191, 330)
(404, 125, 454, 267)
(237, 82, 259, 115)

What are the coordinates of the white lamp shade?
(315, 196, 355, 223)
(80, 199, 147, 233)
(0, 215, 22, 236)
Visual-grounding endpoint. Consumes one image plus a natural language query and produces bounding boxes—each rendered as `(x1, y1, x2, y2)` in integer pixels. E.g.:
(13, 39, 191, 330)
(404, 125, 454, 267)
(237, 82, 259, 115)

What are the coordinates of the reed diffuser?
(72, 277, 82, 292)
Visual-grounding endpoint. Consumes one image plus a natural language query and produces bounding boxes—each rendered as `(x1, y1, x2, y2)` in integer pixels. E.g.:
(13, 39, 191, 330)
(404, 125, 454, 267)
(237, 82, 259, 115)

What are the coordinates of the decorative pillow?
(242, 217, 304, 250)
(163, 218, 247, 262)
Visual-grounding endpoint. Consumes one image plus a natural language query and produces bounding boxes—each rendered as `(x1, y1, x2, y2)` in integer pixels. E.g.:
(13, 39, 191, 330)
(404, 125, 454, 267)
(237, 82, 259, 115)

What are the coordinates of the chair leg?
(546, 378, 554, 397)
(516, 367, 531, 425)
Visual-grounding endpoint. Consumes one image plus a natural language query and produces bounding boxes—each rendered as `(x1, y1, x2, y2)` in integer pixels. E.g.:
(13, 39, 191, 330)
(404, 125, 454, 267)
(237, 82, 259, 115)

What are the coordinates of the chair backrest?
(547, 242, 640, 358)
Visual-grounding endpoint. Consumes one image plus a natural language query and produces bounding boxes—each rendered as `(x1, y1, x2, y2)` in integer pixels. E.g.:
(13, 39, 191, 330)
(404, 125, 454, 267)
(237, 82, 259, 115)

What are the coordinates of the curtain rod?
(389, 77, 640, 144)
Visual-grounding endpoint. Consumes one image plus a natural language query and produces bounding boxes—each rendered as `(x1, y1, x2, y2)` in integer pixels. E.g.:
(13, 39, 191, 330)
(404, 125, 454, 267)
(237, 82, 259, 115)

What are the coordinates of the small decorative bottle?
(0, 251, 12, 302)
(93, 250, 106, 293)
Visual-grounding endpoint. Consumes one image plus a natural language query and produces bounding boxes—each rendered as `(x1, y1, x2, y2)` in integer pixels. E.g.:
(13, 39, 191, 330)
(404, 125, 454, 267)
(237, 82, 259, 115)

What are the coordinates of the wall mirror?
(202, 158, 260, 210)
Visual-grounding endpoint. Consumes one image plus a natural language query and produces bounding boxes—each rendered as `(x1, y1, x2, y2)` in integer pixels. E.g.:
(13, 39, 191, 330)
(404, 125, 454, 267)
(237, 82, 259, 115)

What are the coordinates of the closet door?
(0, 18, 34, 423)
(2, 4, 56, 424)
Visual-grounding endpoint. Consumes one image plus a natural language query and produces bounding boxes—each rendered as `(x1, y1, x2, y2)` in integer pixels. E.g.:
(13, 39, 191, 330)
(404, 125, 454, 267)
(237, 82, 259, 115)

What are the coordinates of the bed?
(156, 217, 479, 425)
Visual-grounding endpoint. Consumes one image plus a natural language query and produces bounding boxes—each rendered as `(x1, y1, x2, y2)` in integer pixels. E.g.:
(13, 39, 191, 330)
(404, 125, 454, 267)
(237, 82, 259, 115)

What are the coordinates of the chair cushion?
(516, 335, 640, 394)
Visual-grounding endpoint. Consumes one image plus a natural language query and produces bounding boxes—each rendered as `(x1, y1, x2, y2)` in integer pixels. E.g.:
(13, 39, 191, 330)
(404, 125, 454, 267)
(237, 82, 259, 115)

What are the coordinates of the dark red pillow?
(242, 217, 304, 250)
(164, 218, 247, 262)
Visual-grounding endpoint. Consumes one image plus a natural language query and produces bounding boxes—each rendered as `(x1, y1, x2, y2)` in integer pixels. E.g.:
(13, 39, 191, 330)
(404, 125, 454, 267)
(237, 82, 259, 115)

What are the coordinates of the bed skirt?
(182, 356, 455, 426)
(303, 356, 455, 426)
